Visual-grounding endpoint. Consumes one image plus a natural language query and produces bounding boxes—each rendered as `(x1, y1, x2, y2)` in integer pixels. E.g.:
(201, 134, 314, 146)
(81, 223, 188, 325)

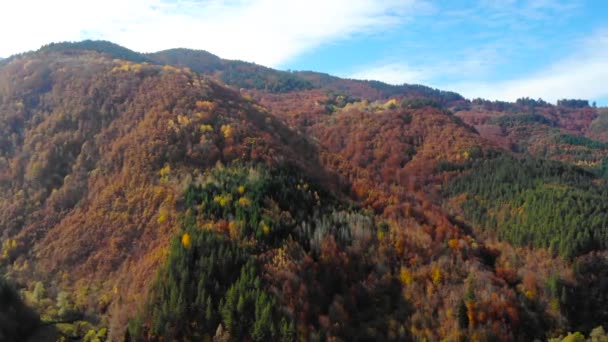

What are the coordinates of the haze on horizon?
(1, 0, 606, 105)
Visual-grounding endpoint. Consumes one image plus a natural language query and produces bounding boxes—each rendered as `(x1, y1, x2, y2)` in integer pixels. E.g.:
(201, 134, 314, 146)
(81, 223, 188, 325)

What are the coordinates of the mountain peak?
(38, 40, 150, 63)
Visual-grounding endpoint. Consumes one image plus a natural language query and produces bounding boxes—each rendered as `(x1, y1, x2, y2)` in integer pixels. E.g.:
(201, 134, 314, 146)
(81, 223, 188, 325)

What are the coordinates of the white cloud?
(349, 28, 608, 104)
(348, 44, 503, 85)
(349, 62, 430, 85)
(447, 29, 608, 103)
(0, 0, 419, 66)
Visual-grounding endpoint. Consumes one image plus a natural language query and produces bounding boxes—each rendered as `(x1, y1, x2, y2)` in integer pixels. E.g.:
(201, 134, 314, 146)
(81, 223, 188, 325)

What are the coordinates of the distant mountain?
(145, 47, 467, 103)
(39, 40, 152, 63)
(21, 40, 466, 101)
(145, 48, 223, 72)
(454, 97, 603, 166)
(1, 41, 607, 341)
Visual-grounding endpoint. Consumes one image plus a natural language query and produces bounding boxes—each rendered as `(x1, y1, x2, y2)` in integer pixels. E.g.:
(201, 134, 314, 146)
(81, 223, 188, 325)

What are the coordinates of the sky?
(1, 0, 607, 105)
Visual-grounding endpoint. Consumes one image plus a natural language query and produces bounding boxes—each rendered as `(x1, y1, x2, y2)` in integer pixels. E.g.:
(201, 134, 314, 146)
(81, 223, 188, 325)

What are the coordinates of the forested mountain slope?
(0, 49, 330, 339)
(0, 42, 607, 341)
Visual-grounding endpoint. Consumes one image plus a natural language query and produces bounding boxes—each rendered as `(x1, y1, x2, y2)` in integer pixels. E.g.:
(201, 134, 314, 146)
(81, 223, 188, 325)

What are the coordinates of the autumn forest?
(1, 41, 608, 341)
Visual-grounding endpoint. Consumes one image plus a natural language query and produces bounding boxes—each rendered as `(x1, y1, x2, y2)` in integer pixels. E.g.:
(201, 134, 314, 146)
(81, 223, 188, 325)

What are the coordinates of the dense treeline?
(557, 134, 608, 150)
(132, 227, 292, 341)
(446, 155, 608, 259)
(133, 165, 412, 341)
(557, 99, 590, 108)
(400, 97, 442, 109)
(516, 97, 551, 108)
(295, 70, 465, 104)
(220, 62, 314, 93)
(488, 113, 556, 127)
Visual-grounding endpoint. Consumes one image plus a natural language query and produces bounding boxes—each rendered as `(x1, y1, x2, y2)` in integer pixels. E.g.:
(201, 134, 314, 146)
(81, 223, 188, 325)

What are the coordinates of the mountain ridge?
(5, 40, 600, 113)
(2, 40, 471, 101)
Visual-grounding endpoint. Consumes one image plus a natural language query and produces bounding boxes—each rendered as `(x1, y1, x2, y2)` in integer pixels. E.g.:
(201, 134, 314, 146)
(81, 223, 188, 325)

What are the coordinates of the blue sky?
(1, 0, 607, 105)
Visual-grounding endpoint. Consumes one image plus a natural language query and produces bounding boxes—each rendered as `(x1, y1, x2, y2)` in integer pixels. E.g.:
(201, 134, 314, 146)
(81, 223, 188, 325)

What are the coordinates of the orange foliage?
(0, 45, 590, 341)
(448, 239, 460, 250)
(466, 300, 476, 327)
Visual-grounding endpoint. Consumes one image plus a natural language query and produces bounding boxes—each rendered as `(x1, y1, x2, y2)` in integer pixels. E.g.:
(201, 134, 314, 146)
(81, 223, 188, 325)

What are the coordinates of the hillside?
(454, 98, 608, 173)
(0, 42, 607, 341)
(0, 48, 329, 340)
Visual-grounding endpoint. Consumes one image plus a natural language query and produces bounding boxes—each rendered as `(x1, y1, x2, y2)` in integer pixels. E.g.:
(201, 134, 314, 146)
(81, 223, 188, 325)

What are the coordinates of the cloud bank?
(351, 29, 608, 103)
(447, 29, 608, 103)
(0, 0, 418, 67)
